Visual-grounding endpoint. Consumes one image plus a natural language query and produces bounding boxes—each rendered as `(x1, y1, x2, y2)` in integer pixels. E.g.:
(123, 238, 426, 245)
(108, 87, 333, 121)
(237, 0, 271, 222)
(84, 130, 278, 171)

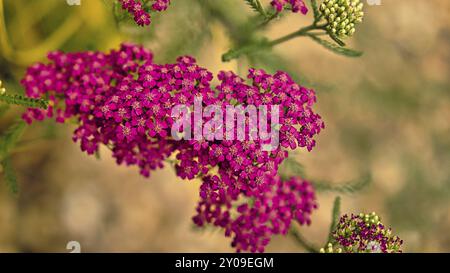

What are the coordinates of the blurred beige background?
(0, 0, 449, 252)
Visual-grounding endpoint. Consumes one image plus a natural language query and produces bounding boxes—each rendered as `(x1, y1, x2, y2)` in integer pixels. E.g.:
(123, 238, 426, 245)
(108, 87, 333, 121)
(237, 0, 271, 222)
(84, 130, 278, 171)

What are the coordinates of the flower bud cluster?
(321, 212, 403, 253)
(319, 0, 364, 38)
(118, 0, 171, 26)
(194, 175, 318, 252)
(271, 0, 308, 14)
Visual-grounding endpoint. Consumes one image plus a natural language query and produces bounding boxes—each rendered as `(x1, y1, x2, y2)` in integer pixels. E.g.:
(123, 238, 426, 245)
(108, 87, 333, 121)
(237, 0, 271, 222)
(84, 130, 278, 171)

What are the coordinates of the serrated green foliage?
(328, 32, 346, 46)
(279, 155, 306, 180)
(308, 34, 363, 57)
(0, 93, 49, 109)
(112, 0, 128, 24)
(311, 173, 371, 194)
(310, 0, 321, 23)
(280, 157, 371, 195)
(0, 120, 27, 160)
(249, 51, 326, 89)
(244, 0, 266, 17)
(327, 196, 341, 242)
(158, 2, 211, 62)
(222, 38, 270, 62)
(1, 156, 18, 195)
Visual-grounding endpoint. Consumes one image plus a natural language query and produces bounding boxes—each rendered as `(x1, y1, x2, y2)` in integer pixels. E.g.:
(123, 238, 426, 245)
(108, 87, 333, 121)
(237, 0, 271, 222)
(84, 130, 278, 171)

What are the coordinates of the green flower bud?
(319, 0, 364, 39)
(320, 243, 343, 253)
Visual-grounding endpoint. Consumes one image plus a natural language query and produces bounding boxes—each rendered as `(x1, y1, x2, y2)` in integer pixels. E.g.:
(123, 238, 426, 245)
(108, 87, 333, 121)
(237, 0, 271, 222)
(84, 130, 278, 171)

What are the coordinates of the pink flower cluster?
(21, 43, 323, 251)
(271, 0, 308, 14)
(21, 43, 324, 188)
(332, 213, 403, 253)
(194, 175, 317, 252)
(118, 0, 171, 26)
(118, 0, 307, 27)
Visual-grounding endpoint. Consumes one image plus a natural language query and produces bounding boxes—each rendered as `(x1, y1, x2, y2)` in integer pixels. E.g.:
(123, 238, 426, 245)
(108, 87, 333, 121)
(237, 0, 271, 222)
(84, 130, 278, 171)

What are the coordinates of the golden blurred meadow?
(0, 0, 449, 252)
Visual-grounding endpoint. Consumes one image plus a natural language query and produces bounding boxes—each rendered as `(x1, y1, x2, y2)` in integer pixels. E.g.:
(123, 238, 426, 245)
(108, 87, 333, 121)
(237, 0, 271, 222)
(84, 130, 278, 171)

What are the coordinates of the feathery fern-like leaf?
(327, 196, 341, 242)
(311, 173, 371, 194)
(0, 93, 49, 109)
(309, 34, 363, 57)
(310, 0, 321, 23)
(244, 0, 266, 17)
(1, 156, 18, 195)
(0, 120, 27, 160)
(279, 155, 306, 180)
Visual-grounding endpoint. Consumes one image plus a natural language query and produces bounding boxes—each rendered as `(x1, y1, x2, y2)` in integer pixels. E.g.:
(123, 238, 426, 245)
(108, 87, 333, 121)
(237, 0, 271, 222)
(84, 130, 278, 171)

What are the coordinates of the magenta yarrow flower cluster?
(194, 175, 317, 252)
(321, 213, 403, 253)
(21, 43, 323, 251)
(118, 0, 171, 26)
(21, 43, 324, 190)
(271, 0, 308, 14)
(119, 0, 307, 27)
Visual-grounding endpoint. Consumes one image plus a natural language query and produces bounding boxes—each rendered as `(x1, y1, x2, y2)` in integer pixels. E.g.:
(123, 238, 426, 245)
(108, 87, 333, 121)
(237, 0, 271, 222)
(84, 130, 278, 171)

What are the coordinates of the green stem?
(255, 0, 267, 17)
(327, 196, 341, 244)
(222, 23, 326, 62)
(268, 24, 317, 46)
(310, 0, 323, 24)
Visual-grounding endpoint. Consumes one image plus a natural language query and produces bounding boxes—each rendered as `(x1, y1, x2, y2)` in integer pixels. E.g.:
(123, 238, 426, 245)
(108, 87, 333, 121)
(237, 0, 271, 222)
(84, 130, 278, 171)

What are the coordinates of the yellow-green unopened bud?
(319, 0, 364, 39)
(320, 242, 343, 254)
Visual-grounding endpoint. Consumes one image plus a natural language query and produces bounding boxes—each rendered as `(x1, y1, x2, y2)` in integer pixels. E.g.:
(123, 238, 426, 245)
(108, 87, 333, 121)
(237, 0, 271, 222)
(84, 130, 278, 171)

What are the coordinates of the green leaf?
(244, 0, 266, 17)
(279, 155, 306, 180)
(329, 32, 346, 47)
(0, 93, 49, 109)
(222, 39, 270, 62)
(308, 34, 363, 57)
(327, 196, 341, 242)
(311, 173, 371, 194)
(310, 0, 321, 23)
(1, 156, 18, 195)
(0, 120, 27, 160)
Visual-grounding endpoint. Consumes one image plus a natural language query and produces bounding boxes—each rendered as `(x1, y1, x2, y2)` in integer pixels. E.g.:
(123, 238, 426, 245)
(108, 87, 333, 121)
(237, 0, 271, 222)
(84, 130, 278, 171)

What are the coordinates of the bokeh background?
(0, 0, 449, 252)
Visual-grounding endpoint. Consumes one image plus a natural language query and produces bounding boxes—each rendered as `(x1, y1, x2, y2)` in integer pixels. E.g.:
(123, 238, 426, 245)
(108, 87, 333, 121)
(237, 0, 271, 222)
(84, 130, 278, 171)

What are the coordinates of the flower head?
(319, 0, 364, 38)
(21, 44, 325, 253)
(271, 0, 308, 14)
(21, 44, 324, 188)
(193, 175, 318, 252)
(118, 0, 171, 26)
(321, 212, 403, 253)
